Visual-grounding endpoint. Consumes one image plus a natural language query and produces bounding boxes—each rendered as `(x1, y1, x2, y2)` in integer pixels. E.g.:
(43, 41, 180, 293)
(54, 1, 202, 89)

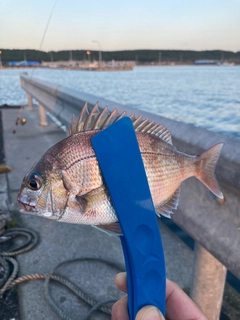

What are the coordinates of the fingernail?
(141, 306, 164, 320)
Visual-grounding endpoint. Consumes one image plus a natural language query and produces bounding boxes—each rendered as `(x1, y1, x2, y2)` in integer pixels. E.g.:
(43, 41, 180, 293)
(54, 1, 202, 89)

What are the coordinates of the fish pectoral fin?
(74, 195, 88, 212)
(81, 185, 109, 213)
(92, 222, 122, 236)
(81, 185, 106, 198)
(82, 187, 120, 234)
(155, 188, 180, 218)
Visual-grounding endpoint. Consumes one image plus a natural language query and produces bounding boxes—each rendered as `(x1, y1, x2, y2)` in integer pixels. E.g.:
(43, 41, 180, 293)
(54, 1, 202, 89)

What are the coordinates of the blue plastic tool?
(91, 117, 166, 319)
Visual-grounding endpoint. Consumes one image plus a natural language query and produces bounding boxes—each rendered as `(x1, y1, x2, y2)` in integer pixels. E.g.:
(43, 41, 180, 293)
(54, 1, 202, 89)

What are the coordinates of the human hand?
(112, 272, 208, 320)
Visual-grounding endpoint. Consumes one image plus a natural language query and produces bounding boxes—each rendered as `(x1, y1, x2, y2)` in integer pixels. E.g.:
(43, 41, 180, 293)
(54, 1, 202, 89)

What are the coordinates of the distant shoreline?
(1, 49, 239, 66)
(0, 62, 238, 71)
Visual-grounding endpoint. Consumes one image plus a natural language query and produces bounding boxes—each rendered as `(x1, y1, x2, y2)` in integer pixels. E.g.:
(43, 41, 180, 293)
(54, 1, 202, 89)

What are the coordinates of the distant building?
(8, 61, 41, 67)
(194, 60, 221, 65)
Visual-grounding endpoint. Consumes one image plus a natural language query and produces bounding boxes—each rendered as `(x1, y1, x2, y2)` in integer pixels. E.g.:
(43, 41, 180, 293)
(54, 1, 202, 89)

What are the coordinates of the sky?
(0, 0, 240, 52)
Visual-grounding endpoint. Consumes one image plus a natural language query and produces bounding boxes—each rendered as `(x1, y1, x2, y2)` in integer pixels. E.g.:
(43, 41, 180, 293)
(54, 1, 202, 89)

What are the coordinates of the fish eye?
(26, 171, 42, 190)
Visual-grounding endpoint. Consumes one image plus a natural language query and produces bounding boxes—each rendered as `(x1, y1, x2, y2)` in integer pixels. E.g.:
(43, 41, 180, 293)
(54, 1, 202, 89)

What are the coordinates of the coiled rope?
(0, 211, 124, 319)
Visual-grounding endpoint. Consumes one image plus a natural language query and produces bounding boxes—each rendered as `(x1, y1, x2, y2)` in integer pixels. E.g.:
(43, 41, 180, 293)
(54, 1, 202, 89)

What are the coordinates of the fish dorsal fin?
(68, 104, 172, 144)
(155, 188, 180, 218)
(129, 112, 172, 144)
(151, 124, 172, 144)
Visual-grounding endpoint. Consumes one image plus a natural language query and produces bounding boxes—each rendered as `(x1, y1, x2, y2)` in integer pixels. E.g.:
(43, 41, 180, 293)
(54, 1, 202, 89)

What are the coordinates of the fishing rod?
(12, 0, 59, 133)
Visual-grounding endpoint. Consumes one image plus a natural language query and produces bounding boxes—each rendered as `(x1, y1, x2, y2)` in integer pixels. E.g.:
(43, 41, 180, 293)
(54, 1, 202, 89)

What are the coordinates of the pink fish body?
(17, 104, 224, 234)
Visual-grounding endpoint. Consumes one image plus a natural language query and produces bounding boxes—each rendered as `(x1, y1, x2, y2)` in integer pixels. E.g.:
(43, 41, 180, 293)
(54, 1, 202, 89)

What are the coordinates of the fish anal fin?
(93, 222, 122, 236)
(155, 188, 180, 218)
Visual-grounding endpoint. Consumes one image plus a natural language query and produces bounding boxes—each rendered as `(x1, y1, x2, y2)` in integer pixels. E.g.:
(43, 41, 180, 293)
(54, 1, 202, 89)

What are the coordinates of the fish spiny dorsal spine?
(68, 103, 173, 144)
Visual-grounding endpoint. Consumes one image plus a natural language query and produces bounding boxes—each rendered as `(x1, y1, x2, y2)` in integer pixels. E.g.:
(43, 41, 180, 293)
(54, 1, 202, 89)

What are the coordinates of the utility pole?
(86, 51, 91, 64)
(221, 52, 224, 64)
(49, 52, 53, 62)
(158, 52, 162, 65)
(180, 53, 183, 64)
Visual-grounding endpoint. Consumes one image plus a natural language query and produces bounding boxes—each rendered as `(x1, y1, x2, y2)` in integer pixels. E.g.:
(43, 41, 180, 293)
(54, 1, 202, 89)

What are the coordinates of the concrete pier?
(1, 107, 240, 319)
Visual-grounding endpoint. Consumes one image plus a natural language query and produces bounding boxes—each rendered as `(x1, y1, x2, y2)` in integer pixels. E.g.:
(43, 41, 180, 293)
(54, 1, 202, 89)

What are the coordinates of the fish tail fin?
(196, 143, 224, 199)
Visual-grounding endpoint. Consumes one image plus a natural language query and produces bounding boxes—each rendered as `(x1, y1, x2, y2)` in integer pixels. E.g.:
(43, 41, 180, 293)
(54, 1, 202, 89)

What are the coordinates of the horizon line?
(1, 48, 240, 54)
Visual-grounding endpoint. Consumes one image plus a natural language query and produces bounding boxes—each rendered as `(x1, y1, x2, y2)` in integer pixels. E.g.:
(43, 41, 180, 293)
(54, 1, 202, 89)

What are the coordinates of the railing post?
(191, 243, 227, 320)
(38, 104, 48, 126)
(27, 93, 33, 110)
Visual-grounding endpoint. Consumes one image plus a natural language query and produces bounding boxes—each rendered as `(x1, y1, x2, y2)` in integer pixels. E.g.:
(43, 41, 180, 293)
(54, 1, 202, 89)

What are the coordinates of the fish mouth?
(17, 199, 58, 219)
(17, 200, 37, 213)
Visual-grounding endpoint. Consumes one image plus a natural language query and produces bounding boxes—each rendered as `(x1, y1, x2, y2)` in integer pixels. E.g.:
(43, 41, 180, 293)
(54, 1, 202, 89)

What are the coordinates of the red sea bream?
(17, 104, 224, 234)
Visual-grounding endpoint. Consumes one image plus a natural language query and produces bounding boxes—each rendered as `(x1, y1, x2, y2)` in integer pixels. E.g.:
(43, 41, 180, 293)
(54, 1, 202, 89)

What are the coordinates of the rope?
(0, 212, 125, 319)
(0, 227, 38, 256)
(0, 257, 18, 298)
(1, 257, 124, 319)
(0, 257, 9, 287)
(44, 257, 124, 319)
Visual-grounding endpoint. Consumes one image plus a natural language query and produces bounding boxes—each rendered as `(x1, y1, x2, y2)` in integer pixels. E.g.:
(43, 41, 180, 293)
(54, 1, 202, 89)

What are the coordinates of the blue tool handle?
(92, 117, 166, 319)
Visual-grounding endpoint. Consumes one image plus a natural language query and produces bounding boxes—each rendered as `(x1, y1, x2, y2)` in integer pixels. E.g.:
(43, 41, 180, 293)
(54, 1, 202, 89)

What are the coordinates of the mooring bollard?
(191, 243, 227, 320)
(38, 104, 48, 126)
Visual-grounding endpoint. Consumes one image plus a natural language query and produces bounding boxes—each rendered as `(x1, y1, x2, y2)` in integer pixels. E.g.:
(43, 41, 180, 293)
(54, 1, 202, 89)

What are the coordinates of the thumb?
(136, 306, 165, 320)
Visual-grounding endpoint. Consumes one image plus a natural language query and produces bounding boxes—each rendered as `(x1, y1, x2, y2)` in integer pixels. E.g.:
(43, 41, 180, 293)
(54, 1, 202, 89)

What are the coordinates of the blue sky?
(0, 0, 240, 52)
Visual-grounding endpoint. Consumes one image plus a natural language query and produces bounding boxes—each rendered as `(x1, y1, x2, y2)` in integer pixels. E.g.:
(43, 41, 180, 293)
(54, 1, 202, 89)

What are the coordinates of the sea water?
(0, 66, 239, 139)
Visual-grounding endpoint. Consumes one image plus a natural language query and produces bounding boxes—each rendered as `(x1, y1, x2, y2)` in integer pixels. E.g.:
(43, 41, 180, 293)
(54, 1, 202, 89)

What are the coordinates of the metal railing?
(20, 72, 240, 320)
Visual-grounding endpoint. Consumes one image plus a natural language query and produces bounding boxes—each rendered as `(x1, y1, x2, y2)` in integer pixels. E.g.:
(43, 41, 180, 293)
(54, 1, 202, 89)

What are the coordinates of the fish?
(17, 103, 224, 235)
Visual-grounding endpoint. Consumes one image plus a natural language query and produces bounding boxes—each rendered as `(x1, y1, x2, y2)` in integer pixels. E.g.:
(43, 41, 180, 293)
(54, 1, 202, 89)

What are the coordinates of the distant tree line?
(1, 49, 240, 64)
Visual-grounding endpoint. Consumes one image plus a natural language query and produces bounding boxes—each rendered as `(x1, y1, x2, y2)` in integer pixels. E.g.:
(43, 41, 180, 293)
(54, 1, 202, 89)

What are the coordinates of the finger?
(115, 272, 128, 293)
(136, 306, 165, 320)
(112, 295, 129, 320)
(166, 279, 208, 320)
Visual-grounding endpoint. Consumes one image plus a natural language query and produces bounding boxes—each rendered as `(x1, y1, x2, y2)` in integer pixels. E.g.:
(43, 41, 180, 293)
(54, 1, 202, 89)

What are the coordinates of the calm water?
(1, 66, 240, 139)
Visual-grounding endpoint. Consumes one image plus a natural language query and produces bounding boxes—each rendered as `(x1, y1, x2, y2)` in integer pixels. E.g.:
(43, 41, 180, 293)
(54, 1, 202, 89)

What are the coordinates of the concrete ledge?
(20, 73, 240, 190)
(20, 73, 240, 279)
